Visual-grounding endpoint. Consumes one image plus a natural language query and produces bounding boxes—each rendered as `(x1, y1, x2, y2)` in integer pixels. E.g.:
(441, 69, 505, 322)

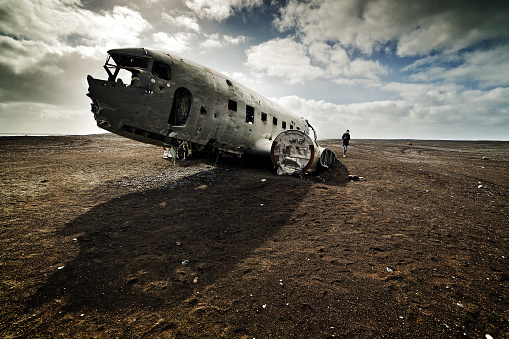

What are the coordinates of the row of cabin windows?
(228, 99, 297, 130)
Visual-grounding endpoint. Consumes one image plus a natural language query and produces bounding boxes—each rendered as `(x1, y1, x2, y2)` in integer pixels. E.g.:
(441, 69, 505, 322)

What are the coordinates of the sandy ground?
(0, 134, 508, 338)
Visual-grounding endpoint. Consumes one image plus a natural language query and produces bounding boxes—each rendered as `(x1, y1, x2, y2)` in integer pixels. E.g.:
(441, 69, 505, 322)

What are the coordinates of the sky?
(1, 0, 508, 140)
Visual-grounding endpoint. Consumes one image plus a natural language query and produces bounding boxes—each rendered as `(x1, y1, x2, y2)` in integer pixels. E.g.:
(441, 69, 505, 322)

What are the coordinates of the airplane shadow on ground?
(27, 160, 349, 314)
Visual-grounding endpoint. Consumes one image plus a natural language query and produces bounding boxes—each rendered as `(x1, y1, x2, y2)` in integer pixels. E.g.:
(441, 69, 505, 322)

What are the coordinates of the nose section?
(86, 70, 174, 146)
(86, 75, 100, 113)
(86, 75, 118, 129)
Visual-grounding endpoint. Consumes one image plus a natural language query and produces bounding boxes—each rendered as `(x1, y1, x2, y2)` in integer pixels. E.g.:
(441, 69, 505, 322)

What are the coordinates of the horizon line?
(1, 133, 507, 142)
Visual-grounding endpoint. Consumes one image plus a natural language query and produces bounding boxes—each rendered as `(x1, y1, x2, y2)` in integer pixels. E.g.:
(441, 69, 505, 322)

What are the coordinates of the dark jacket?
(342, 133, 350, 146)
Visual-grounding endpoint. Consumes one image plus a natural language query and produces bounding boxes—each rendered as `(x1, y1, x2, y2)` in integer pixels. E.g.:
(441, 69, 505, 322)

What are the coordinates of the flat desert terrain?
(0, 134, 508, 338)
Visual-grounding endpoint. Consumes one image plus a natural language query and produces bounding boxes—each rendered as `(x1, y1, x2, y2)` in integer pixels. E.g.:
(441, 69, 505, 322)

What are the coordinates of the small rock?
(193, 277, 198, 284)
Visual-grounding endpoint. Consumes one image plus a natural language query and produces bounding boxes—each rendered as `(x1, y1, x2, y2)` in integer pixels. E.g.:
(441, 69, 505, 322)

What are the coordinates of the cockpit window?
(111, 55, 149, 69)
(152, 60, 172, 80)
(104, 54, 150, 83)
(103, 54, 172, 90)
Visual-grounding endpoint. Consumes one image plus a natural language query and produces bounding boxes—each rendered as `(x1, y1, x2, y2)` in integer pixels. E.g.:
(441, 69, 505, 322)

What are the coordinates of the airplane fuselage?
(87, 48, 336, 174)
(88, 48, 308, 155)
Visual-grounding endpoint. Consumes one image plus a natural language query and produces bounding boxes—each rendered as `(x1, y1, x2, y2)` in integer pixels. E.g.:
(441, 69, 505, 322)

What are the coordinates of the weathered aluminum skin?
(87, 48, 336, 174)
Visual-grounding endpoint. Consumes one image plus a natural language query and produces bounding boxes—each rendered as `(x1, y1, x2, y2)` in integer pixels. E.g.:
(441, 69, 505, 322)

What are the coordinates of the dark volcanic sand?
(0, 134, 508, 338)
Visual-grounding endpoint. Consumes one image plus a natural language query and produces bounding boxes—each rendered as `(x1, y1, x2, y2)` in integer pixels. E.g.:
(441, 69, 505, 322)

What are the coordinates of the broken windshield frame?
(103, 54, 172, 83)
(103, 54, 150, 82)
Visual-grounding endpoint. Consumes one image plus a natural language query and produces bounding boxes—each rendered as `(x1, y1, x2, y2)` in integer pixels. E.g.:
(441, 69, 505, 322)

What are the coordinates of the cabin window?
(246, 105, 254, 124)
(200, 106, 207, 115)
(282, 121, 287, 129)
(228, 99, 237, 112)
(152, 60, 171, 80)
(261, 112, 267, 122)
(290, 125, 294, 129)
(273, 117, 278, 126)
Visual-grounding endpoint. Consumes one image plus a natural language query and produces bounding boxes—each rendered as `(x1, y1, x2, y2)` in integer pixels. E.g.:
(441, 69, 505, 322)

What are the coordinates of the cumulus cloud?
(274, 84, 509, 139)
(308, 42, 349, 67)
(199, 33, 247, 49)
(275, 95, 411, 135)
(152, 32, 196, 53)
(0, 1, 150, 51)
(223, 35, 248, 45)
(406, 44, 509, 88)
(185, 0, 263, 21)
(0, 0, 153, 136)
(245, 38, 324, 84)
(0, 1, 151, 75)
(162, 13, 200, 32)
(245, 37, 387, 84)
(275, 0, 509, 56)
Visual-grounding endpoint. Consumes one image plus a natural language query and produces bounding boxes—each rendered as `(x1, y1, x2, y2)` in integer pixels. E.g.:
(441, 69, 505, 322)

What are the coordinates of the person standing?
(342, 129, 350, 157)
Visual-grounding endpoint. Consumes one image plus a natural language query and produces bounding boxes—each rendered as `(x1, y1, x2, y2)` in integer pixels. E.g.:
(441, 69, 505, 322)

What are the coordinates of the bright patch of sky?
(0, 0, 508, 139)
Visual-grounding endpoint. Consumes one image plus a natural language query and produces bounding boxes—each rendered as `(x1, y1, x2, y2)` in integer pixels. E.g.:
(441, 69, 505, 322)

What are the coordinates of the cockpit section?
(102, 50, 173, 93)
(87, 48, 194, 148)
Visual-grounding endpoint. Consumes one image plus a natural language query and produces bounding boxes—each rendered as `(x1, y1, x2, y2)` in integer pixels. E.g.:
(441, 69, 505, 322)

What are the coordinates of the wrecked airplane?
(87, 48, 336, 175)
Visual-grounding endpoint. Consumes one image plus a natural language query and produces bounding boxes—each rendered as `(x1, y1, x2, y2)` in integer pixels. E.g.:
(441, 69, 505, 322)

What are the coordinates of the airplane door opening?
(169, 87, 192, 126)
